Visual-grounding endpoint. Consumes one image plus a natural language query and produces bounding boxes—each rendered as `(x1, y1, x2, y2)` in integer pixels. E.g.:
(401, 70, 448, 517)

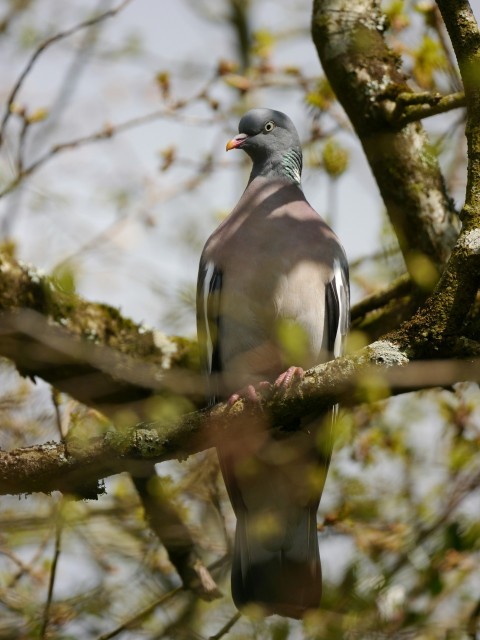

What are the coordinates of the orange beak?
(226, 133, 249, 151)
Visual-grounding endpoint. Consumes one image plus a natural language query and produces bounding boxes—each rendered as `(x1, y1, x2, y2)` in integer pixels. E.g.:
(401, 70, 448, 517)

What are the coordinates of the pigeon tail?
(231, 505, 322, 619)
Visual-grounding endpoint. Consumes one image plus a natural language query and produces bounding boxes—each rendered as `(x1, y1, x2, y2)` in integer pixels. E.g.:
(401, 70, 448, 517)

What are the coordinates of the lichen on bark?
(311, 0, 460, 275)
(0, 250, 200, 412)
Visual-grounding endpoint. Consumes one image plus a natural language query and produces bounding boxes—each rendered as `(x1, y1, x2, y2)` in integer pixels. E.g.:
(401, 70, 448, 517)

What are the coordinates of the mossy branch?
(0, 251, 200, 417)
(3, 342, 480, 497)
(386, 91, 466, 126)
(386, 1, 480, 354)
(311, 0, 460, 274)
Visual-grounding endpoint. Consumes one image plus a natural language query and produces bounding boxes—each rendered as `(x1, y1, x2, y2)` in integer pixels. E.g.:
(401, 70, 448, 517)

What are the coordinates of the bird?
(196, 108, 349, 618)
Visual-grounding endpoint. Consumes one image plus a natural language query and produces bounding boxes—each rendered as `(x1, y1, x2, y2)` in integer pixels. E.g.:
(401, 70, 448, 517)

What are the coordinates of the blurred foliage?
(321, 138, 349, 178)
(0, 0, 477, 639)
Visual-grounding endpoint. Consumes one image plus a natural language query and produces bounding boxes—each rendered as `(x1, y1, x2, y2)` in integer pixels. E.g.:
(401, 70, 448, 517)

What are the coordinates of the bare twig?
(53, 164, 217, 270)
(39, 502, 64, 640)
(0, 0, 133, 145)
(16, 116, 28, 173)
(349, 246, 402, 270)
(51, 389, 64, 441)
(97, 586, 182, 640)
(209, 611, 242, 639)
(0, 99, 220, 200)
(97, 556, 227, 640)
(431, 4, 463, 92)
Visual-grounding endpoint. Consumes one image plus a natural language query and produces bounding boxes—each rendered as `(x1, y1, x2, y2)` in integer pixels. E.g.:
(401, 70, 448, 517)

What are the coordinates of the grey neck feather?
(248, 147, 303, 186)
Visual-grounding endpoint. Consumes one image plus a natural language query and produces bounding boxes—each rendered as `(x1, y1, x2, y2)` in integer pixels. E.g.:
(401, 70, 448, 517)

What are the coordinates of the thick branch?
(351, 275, 412, 323)
(311, 0, 460, 274)
(0, 252, 200, 416)
(4, 343, 480, 496)
(350, 274, 420, 338)
(435, 0, 480, 222)
(387, 2, 480, 354)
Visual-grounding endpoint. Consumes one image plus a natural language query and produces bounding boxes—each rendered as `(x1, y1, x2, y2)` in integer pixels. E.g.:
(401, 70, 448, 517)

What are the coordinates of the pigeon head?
(226, 108, 303, 184)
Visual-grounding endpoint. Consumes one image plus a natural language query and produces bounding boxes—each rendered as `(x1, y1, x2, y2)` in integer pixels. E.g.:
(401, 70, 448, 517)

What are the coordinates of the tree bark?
(311, 0, 460, 276)
(388, 1, 480, 354)
(3, 343, 480, 497)
(0, 251, 200, 415)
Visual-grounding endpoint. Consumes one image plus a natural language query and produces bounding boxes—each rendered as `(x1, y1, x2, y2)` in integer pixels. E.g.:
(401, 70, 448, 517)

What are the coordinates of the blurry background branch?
(0, 0, 133, 144)
(0, 85, 222, 200)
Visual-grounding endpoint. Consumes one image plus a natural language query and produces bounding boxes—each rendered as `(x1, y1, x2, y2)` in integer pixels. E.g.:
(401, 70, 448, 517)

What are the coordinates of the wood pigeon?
(196, 108, 349, 618)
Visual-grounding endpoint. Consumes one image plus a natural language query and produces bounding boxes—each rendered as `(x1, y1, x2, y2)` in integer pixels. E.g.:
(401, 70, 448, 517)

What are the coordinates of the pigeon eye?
(264, 121, 275, 132)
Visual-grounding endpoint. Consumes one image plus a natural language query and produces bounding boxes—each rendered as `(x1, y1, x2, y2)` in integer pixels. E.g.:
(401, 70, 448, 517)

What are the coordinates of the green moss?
(0, 251, 199, 369)
(170, 335, 200, 371)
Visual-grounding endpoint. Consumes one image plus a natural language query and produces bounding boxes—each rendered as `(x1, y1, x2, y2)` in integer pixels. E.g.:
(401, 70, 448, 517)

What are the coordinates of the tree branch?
(311, 0, 460, 274)
(0, 252, 200, 415)
(390, 91, 466, 126)
(351, 274, 412, 324)
(3, 343, 480, 497)
(387, 1, 480, 355)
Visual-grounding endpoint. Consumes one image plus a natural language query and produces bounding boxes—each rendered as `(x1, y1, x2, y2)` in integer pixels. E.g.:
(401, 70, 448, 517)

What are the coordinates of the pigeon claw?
(274, 366, 304, 391)
(227, 381, 271, 406)
(226, 368, 303, 407)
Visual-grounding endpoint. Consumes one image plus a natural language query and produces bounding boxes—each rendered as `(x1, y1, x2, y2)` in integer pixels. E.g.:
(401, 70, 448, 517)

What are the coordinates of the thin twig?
(51, 389, 64, 441)
(351, 274, 412, 323)
(97, 586, 183, 640)
(349, 245, 401, 270)
(0, 101, 220, 201)
(0, 0, 133, 144)
(16, 117, 28, 173)
(39, 503, 64, 640)
(52, 165, 216, 270)
(97, 556, 227, 640)
(431, 4, 463, 93)
(209, 611, 242, 640)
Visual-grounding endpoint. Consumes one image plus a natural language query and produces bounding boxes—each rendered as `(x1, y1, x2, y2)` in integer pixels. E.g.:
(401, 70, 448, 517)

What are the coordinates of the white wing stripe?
(332, 257, 348, 358)
(203, 261, 215, 374)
